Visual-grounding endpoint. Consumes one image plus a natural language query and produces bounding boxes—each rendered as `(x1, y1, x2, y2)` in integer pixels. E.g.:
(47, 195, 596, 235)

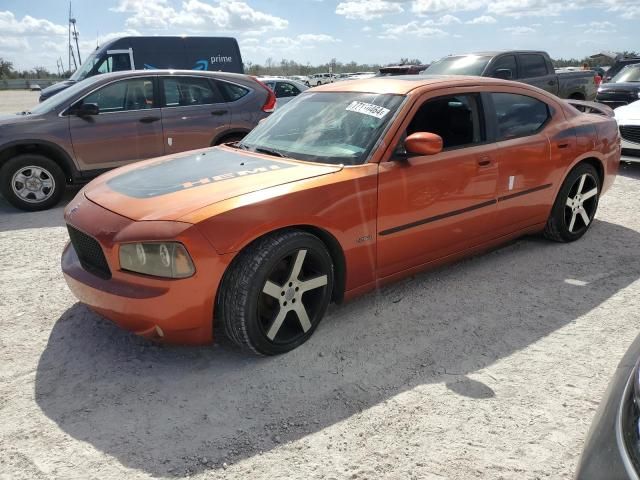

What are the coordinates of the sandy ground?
(0, 162, 639, 479)
(0, 90, 40, 114)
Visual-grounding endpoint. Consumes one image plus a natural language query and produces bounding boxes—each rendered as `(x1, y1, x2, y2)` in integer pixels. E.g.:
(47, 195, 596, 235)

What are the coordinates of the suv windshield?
(239, 92, 405, 165)
(612, 65, 640, 83)
(424, 55, 492, 76)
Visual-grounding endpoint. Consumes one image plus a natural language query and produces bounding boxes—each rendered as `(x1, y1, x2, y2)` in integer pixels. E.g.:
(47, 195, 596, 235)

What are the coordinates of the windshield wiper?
(254, 146, 290, 158)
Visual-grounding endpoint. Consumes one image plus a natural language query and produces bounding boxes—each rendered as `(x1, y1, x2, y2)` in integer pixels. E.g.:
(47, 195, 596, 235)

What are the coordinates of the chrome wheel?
(564, 173, 598, 234)
(11, 165, 56, 204)
(259, 248, 329, 344)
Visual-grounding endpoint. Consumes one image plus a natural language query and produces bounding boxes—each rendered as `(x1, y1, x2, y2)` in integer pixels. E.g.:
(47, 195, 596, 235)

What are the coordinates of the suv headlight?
(119, 242, 195, 278)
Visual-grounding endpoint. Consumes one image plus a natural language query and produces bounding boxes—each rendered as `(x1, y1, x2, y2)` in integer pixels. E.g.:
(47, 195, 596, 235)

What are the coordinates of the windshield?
(612, 65, 640, 83)
(424, 55, 492, 76)
(27, 76, 104, 115)
(239, 92, 405, 166)
(69, 52, 100, 81)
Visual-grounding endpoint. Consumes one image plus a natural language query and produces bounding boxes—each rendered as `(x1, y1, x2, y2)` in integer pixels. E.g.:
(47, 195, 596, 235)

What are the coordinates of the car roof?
(86, 69, 250, 82)
(312, 75, 523, 95)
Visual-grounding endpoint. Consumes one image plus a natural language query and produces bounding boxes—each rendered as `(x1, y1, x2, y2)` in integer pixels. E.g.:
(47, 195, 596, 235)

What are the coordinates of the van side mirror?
(404, 132, 443, 156)
(493, 68, 513, 80)
(75, 102, 100, 116)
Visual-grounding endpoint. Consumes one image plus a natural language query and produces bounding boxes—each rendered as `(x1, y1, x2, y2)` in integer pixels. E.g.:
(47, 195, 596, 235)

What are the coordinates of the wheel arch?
(210, 128, 251, 146)
(216, 225, 347, 310)
(579, 156, 605, 186)
(0, 140, 77, 182)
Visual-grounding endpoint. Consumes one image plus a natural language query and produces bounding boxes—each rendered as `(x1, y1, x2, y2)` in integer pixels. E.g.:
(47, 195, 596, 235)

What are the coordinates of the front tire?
(544, 163, 600, 242)
(0, 154, 65, 211)
(219, 230, 334, 355)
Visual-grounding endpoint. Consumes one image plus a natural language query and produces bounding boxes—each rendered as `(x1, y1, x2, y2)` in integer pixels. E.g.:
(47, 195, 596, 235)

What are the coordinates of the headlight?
(636, 91, 640, 99)
(119, 242, 195, 278)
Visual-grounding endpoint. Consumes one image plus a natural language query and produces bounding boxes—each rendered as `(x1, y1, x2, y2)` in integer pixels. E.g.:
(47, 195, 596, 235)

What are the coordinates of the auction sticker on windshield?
(346, 101, 390, 119)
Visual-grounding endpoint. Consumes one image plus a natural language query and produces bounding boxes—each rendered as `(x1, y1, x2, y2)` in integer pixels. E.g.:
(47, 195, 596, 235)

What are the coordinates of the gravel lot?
(0, 165, 638, 479)
(0, 89, 639, 479)
(0, 90, 40, 114)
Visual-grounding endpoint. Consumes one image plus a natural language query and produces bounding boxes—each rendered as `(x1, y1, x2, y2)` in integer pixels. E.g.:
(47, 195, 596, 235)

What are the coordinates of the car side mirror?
(75, 102, 99, 116)
(404, 132, 443, 156)
(493, 68, 513, 80)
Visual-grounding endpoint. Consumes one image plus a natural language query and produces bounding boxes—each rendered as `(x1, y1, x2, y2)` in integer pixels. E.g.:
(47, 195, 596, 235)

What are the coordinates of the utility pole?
(68, 2, 71, 72)
(71, 17, 81, 65)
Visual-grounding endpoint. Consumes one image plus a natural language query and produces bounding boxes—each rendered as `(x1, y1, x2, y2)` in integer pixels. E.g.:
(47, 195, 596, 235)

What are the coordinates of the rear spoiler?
(566, 99, 615, 117)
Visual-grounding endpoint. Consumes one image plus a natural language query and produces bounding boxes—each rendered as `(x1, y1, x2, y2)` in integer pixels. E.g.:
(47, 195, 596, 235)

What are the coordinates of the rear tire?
(544, 163, 600, 242)
(0, 154, 65, 211)
(219, 230, 334, 355)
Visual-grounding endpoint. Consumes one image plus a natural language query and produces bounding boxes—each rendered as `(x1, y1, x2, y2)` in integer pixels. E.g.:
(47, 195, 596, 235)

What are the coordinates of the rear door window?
(519, 54, 549, 78)
(82, 78, 155, 112)
(491, 93, 550, 140)
(275, 82, 300, 98)
(217, 81, 250, 102)
(162, 76, 224, 107)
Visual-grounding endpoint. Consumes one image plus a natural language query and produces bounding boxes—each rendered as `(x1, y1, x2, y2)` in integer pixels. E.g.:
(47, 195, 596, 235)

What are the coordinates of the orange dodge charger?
(61, 76, 620, 355)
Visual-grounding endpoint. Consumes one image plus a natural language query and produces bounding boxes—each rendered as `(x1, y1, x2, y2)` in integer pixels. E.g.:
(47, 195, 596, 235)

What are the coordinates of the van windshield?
(238, 92, 405, 166)
(70, 53, 100, 81)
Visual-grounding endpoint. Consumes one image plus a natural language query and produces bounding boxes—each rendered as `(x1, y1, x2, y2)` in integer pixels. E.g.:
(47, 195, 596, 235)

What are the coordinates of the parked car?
(40, 36, 244, 101)
(615, 99, 640, 163)
(596, 64, 640, 109)
(61, 76, 619, 354)
(309, 73, 334, 86)
(602, 56, 640, 83)
(260, 77, 309, 108)
(378, 64, 429, 76)
(0, 70, 274, 211)
(289, 75, 311, 87)
(424, 50, 598, 100)
(574, 334, 640, 479)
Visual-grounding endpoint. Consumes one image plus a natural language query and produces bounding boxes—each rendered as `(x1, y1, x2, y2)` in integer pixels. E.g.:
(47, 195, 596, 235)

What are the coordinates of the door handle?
(139, 116, 160, 123)
(477, 157, 492, 167)
(557, 143, 570, 149)
(211, 110, 228, 116)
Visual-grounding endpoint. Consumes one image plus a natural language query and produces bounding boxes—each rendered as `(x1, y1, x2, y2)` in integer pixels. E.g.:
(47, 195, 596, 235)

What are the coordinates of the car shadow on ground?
(0, 187, 80, 233)
(35, 219, 640, 477)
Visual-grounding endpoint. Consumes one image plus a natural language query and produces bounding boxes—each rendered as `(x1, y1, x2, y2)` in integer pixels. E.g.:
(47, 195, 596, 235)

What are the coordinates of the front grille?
(621, 125, 640, 144)
(622, 148, 640, 158)
(67, 224, 112, 279)
(599, 100, 629, 109)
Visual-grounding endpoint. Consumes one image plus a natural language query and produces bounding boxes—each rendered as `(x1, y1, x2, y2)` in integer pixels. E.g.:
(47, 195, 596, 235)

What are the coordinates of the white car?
(260, 77, 309, 109)
(615, 100, 640, 163)
(309, 73, 334, 86)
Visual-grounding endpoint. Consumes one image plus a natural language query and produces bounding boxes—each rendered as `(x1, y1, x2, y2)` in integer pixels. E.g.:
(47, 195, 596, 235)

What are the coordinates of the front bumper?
(61, 194, 229, 345)
(621, 137, 640, 163)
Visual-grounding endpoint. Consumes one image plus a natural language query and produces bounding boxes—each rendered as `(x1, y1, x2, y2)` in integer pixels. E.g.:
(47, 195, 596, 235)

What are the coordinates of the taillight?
(594, 74, 602, 86)
(252, 77, 276, 113)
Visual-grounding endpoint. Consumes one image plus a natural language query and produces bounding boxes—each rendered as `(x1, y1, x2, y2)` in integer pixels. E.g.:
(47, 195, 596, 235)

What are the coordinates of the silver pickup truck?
(424, 50, 598, 101)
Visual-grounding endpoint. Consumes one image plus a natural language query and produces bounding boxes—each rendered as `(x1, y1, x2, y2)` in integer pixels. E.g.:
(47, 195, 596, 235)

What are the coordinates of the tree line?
(1, 51, 638, 80)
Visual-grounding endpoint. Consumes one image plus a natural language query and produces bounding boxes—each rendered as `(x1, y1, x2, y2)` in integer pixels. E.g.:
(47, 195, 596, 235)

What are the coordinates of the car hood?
(615, 100, 640, 121)
(84, 146, 343, 222)
(599, 82, 640, 92)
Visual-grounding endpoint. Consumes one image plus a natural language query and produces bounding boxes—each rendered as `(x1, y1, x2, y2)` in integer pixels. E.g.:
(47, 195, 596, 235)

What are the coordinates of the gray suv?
(0, 70, 275, 211)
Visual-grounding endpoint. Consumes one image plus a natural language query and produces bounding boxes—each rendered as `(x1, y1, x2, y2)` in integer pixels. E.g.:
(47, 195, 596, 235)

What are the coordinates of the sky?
(0, 0, 638, 72)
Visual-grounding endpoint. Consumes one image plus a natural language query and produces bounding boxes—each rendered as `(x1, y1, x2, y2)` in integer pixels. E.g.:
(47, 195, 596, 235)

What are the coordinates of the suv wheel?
(0, 154, 66, 211)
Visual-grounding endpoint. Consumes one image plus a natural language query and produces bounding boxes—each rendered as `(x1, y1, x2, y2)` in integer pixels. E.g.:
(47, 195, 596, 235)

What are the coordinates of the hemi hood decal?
(107, 152, 295, 198)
